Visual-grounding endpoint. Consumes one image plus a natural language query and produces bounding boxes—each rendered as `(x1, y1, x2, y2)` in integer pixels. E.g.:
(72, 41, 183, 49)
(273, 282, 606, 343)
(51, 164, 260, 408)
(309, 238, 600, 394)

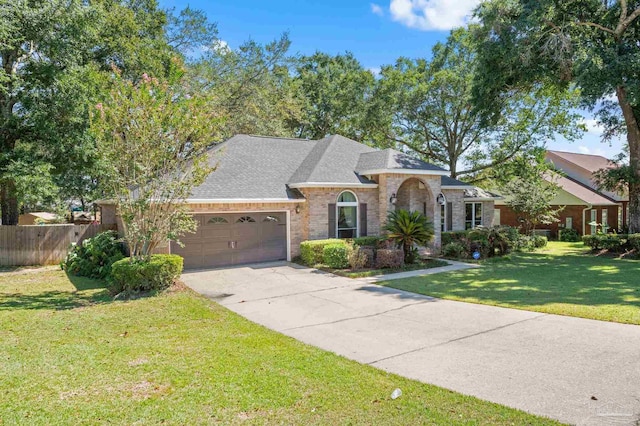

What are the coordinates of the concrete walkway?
(182, 262, 640, 426)
(360, 259, 480, 283)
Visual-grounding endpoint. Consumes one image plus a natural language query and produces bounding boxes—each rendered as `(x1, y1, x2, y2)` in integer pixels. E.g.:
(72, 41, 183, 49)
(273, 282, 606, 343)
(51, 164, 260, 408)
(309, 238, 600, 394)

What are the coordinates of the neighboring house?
(18, 212, 59, 225)
(495, 150, 628, 237)
(99, 134, 498, 269)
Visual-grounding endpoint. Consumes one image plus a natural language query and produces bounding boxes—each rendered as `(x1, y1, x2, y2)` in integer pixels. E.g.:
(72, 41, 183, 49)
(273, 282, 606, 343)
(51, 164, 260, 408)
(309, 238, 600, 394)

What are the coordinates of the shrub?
(375, 249, 404, 269)
(300, 239, 346, 266)
(600, 234, 624, 251)
(352, 236, 380, 247)
(532, 235, 548, 248)
(110, 254, 183, 294)
(348, 247, 369, 270)
(582, 234, 598, 249)
(441, 231, 468, 246)
(442, 242, 466, 258)
(322, 244, 350, 269)
(62, 231, 125, 279)
(359, 247, 376, 268)
(558, 228, 580, 242)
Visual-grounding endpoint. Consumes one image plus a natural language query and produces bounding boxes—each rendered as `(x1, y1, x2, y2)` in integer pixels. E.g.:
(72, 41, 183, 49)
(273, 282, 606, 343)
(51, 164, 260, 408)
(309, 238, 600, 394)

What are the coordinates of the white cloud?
(389, 0, 480, 31)
(578, 145, 606, 156)
(368, 66, 381, 76)
(371, 3, 384, 16)
(580, 118, 604, 135)
(202, 39, 230, 54)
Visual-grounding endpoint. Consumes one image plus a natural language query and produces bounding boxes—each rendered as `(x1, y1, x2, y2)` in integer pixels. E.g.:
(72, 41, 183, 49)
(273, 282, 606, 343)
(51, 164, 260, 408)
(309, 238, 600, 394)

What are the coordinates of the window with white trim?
(465, 202, 482, 229)
(590, 209, 597, 234)
(602, 209, 608, 233)
(336, 191, 358, 238)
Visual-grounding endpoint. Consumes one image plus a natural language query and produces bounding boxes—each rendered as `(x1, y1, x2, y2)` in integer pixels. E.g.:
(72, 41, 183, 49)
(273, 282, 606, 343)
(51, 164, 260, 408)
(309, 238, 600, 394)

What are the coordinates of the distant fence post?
(0, 224, 117, 266)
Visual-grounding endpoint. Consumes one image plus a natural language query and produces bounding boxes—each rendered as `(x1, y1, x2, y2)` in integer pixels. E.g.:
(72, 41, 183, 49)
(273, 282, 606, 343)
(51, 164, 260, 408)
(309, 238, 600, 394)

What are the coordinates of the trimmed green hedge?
(300, 239, 346, 266)
(352, 236, 381, 247)
(322, 244, 350, 269)
(583, 234, 627, 251)
(558, 228, 581, 242)
(629, 234, 640, 251)
(110, 254, 183, 294)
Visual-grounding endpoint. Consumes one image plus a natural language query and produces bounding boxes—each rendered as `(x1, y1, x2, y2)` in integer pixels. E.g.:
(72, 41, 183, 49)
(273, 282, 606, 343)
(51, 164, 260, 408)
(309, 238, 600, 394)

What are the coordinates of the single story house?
(18, 212, 59, 225)
(495, 150, 628, 237)
(100, 134, 499, 269)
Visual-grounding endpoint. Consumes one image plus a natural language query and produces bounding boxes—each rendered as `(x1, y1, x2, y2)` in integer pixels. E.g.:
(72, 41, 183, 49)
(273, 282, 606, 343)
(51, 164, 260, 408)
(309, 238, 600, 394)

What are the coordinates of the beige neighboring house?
(99, 134, 498, 269)
(18, 212, 59, 225)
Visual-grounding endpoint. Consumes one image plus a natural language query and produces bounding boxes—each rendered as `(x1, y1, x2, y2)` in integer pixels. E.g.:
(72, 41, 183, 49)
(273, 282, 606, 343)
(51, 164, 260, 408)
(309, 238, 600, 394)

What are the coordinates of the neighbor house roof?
(546, 150, 613, 173)
(548, 174, 617, 206)
(28, 212, 58, 221)
(464, 187, 502, 201)
(189, 134, 452, 201)
(441, 175, 473, 189)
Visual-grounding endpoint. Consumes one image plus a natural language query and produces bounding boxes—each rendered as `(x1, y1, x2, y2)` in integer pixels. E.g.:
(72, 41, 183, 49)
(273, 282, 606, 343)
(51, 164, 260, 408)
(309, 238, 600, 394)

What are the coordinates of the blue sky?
(160, 0, 624, 159)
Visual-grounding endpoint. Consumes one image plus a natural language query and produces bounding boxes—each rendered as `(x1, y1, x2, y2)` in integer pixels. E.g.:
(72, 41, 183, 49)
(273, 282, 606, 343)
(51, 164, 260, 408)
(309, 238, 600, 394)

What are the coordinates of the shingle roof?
(189, 134, 447, 201)
(288, 135, 377, 185)
(356, 149, 447, 173)
(546, 150, 613, 173)
(546, 174, 617, 206)
(441, 175, 473, 187)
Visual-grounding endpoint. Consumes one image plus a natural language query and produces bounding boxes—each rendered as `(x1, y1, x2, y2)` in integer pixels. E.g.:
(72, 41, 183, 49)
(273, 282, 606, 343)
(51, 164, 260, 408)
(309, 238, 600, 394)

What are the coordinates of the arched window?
(208, 216, 228, 224)
(336, 191, 358, 238)
(236, 216, 256, 223)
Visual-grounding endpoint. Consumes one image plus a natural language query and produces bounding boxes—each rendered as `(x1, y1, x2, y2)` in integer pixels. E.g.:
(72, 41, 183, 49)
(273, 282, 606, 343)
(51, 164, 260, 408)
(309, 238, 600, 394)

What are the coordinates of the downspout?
(582, 204, 592, 236)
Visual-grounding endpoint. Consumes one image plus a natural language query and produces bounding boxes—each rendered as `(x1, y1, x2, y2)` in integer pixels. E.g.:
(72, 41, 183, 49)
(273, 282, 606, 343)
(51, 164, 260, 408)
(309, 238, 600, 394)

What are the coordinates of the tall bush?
(62, 231, 125, 279)
(110, 254, 183, 294)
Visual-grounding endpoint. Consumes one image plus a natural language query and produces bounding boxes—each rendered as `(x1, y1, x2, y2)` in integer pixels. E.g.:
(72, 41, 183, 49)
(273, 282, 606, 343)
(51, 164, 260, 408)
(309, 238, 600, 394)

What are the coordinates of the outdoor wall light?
(295, 205, 301, 214)
(389, 193, 397, 205)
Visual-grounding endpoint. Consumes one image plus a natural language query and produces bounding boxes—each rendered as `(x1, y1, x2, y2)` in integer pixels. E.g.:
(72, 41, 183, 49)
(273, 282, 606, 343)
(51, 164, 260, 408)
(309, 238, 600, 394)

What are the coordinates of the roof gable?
(356, 148, 447, 174)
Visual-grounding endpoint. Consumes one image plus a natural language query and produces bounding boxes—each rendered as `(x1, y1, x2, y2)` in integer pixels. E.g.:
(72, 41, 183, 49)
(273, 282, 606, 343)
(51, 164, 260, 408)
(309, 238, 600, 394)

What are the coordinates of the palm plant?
(384, 209, 434, 263)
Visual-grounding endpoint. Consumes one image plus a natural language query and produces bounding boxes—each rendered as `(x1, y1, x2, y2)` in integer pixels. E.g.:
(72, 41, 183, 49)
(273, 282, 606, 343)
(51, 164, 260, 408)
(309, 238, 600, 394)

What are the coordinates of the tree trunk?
(0, 179, 19, 225)
(616, 86, 640, 233)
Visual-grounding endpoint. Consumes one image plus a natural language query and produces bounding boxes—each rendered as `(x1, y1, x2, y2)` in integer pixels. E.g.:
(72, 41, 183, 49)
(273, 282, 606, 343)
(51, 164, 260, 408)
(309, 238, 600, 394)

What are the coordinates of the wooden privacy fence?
(0, 224, 116, 266)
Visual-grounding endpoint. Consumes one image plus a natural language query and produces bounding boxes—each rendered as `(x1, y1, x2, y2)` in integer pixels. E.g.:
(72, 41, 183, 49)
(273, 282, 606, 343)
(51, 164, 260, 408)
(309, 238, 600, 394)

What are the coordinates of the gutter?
(582, 204, 593, 235)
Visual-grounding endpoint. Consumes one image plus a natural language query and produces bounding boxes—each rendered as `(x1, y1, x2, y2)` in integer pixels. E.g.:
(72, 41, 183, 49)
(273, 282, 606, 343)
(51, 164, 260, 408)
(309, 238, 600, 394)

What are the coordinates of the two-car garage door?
(170, 212, 287, 269)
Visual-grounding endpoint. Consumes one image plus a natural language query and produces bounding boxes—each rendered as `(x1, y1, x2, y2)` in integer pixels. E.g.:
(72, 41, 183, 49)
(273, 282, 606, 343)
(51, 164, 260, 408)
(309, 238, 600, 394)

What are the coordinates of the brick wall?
(496, 204, 623, 237)
(299, 187, 380, 240)
(442, 189, 465, 231)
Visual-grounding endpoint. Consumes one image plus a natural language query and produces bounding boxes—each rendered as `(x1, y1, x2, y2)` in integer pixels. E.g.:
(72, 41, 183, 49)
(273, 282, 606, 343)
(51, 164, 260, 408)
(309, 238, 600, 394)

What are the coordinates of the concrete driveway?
(182, 262, 640, 426)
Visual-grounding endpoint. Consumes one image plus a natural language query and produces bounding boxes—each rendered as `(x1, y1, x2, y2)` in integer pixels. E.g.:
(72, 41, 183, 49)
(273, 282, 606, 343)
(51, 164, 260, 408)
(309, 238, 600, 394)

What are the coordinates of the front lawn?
(384, 242, 640, 325)
(0, 269, 557, 425)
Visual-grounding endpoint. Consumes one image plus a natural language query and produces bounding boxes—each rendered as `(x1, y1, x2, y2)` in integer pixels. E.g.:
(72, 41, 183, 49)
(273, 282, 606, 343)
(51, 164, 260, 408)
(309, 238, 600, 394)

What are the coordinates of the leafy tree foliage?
(292, 52, 376, 141)
(188, 35, 301, 138)
(0, 0, 216, 224)
(92, 69, 223, 259)
(368, 28, 582, 181)
(473, 0, 640, 231)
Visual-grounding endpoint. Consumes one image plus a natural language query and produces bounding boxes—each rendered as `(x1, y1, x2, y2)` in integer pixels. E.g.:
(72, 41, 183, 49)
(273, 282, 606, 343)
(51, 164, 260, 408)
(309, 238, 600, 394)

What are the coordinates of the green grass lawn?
(384, 242, 640, 325)
(0, 270, 558, 425)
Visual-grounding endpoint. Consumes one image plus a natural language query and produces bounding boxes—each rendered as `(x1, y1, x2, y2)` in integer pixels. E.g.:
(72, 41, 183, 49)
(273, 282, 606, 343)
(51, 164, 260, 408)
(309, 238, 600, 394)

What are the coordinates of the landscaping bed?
(0, 269, 557, 425)
(319, 258, 449, 278)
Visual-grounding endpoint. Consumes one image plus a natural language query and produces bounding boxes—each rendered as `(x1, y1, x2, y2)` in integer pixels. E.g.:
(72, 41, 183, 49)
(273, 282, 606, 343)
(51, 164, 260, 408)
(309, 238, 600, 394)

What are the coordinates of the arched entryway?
(395, 177, 435, 223)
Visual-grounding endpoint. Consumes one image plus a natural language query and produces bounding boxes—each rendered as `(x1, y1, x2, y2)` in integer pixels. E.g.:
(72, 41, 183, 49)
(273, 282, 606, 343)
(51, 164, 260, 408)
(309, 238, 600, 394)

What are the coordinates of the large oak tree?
(473, 0, 640, 231)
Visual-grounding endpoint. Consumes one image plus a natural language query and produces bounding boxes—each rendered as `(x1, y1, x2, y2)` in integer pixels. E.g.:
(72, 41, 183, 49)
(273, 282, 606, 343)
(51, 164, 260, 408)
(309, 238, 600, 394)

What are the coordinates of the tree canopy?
(473, 0, 640, 231)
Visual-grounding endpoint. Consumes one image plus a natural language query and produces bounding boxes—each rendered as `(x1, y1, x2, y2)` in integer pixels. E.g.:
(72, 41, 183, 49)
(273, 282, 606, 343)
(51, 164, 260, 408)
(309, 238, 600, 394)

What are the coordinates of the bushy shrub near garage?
(62, 231, 125, 279)
(322, 243, 350, 269)
(300, 239, 346, 266)
(110, 254, 183, 294)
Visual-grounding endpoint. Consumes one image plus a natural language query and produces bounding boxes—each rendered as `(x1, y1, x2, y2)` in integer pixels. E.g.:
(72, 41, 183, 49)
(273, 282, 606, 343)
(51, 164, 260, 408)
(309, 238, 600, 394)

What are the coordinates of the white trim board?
(288, 182, 379, 189)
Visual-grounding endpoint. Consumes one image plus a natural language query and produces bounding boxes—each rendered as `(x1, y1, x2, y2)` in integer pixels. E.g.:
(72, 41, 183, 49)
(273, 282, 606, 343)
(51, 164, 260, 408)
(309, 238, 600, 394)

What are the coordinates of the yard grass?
(384, 242, 640, 325)
(0, 270, 558, 425)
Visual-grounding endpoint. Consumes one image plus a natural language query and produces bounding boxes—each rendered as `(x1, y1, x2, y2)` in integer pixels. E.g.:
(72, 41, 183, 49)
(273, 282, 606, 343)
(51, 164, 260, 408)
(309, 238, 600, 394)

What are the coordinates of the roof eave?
(288, 182, 379, 189)
(356, 168, 449, 176)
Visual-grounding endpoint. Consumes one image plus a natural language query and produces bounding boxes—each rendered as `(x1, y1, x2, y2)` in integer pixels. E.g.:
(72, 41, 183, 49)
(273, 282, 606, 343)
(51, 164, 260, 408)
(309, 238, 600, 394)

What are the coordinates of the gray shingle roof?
(356, 149, 447, 173)
(288, 135, 377, 185)
(441, 175, 473, 187)
(189, 134, 448, 201)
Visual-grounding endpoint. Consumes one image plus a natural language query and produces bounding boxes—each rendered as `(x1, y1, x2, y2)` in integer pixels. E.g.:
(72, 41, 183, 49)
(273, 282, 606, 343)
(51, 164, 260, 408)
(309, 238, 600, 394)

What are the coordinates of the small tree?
(503, 176, 563, 235)
(92, 67, 222, 260)
(384, 209, 434, 263)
